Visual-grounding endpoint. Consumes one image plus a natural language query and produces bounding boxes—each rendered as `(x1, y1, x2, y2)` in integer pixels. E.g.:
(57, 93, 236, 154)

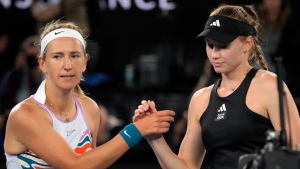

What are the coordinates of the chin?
(60, 79, 79, 88)
(62, 84, 77, 91)
(213, 67, 222, 74)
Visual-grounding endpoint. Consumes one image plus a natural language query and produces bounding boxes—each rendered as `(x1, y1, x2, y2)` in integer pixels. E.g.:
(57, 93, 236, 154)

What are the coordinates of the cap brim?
(197, 29, 238, 44)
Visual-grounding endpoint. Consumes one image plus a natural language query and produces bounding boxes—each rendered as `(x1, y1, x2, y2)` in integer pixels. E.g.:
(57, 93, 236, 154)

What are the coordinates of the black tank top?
(200, 68, 274, 169)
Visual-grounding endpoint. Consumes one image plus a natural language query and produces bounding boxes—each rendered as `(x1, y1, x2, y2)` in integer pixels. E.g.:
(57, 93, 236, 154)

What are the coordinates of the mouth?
(212, 62, 222, 67)
(60, 75, 75, 79)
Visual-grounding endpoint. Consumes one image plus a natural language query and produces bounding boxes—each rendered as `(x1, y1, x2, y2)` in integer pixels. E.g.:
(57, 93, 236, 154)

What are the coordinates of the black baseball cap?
(197, 15, 255, 44)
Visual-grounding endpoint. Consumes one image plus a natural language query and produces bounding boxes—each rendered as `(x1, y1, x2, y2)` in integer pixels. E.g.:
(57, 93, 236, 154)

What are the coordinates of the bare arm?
(135, 89, 210, 169)
(4, 98, 175, 169)
(258, 72, 300, 150)
(249, 70, 300, 152)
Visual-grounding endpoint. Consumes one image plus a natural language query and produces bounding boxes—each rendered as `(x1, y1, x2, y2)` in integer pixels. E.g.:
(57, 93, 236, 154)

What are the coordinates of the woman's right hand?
(133, 100, 175, 140)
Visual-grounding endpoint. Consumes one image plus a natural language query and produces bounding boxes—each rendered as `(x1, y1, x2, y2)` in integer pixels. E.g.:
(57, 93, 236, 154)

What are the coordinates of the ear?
(38, 56, 47, 73)
(244, 35, 253, 51)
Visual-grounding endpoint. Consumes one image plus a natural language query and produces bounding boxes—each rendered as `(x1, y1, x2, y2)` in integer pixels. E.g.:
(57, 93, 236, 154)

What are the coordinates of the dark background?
(1, 0, 299, 95)
(1, 0, 300, 168)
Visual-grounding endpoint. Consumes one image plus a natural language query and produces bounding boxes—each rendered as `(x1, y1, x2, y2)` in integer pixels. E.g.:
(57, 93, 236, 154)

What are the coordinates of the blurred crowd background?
(1, 0, 300, 168)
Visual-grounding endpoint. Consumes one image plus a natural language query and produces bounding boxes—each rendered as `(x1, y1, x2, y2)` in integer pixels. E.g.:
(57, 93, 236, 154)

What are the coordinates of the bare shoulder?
(9, 97, 50, 123)
(189, 85, 213, 120)
(5, 97, 52, 154)
(76, 95, 101, 120)
(191, 84, 213, 103)
(247, 69, 282, 117)
(252, 69, 278, 92)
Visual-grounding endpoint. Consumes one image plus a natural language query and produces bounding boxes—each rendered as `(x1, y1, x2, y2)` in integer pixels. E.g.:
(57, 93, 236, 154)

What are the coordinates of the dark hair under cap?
(197, 15, 255, 44)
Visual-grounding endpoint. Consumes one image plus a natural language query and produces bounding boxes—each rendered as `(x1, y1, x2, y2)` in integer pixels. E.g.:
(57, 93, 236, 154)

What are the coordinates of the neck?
(46, 95, 74, 122)
(220, 66, 252, 91)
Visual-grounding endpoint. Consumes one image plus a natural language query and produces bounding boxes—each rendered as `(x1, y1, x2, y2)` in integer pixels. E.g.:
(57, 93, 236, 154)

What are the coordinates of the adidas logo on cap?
(210, 19, 220, 27)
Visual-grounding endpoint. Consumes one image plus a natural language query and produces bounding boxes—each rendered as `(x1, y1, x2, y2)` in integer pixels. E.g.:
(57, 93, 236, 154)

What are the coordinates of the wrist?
(119, 123, 143, 148)
(145, 134, 163, 142)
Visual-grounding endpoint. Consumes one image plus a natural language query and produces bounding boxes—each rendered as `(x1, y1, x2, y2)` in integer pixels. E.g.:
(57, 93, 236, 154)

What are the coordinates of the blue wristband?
(120, 123, 143, 148)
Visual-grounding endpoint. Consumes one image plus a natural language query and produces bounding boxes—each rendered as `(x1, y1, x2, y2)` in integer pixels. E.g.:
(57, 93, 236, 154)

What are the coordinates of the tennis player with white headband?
(40, 28, 86, 55)
(4, 20, 175, 169)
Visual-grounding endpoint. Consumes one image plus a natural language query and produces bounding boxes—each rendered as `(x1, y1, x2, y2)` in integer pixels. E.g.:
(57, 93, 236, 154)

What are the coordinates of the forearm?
(76, 123, 142, 168)
(147, 137, 190, 169)
(65, 134, 130, 169)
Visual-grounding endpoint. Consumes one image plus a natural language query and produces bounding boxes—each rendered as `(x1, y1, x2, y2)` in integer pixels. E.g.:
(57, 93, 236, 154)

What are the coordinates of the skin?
(134, 36, 300, 169)
(4, 36, 176, 169)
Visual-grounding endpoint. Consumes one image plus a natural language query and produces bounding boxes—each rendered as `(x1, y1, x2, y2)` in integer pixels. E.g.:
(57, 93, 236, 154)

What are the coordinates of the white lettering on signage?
(99, 0, 176, 11)
(135, 0, 156, 11)
(15, 0, 32, 9)
(0, 0, 11, 8)
(109, 0, 131, 10)
(0, 0, 32, 9)
(159, 0, 176, 10)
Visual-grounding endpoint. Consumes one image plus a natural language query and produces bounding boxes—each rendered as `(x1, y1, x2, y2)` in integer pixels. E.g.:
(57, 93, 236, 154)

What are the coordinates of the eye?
(215, 43, 229, 49)
(71, 54, 81, 60)
(206, 41, 229, 49)
(53, 55, 62, 59)
(72, 54, 79, 58)
(207, 42, 214, 49)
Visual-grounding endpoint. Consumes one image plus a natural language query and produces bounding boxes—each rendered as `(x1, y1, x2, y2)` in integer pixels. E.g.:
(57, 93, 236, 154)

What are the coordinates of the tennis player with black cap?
(133, 3, 300, 169)
(198, 14, 256, 44)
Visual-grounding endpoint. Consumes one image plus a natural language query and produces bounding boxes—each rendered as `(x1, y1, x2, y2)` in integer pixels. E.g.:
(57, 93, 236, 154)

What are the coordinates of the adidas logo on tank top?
(214, 103, 227, 121)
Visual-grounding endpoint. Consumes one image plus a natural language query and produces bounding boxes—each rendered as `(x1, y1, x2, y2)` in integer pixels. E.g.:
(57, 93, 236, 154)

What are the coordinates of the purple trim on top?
(5, 152, 17, 157)
(73, 96, 91, 133)
(32, 95, 80, 123)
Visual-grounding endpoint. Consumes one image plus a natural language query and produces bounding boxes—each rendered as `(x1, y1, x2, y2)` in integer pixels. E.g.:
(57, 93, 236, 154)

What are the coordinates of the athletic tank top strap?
(235, 68, 258, 100)
(211, 68, 258, 100)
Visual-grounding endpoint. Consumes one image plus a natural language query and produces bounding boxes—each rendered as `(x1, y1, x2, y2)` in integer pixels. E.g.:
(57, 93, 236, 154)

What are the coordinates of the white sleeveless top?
(5, 80, 92, 169)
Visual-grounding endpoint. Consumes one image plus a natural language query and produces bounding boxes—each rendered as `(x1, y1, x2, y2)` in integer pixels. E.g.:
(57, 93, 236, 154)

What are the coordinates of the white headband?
(40, 28, 85, 54)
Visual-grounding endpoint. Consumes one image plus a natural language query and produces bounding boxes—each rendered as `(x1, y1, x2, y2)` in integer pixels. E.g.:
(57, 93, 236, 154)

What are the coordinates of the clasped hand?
(133, 100, 175, 140)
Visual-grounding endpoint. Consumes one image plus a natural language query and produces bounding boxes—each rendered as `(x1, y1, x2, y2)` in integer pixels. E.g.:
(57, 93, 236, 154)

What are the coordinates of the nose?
(63, 57, 72, 70)
(210, 48, 221, 60)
